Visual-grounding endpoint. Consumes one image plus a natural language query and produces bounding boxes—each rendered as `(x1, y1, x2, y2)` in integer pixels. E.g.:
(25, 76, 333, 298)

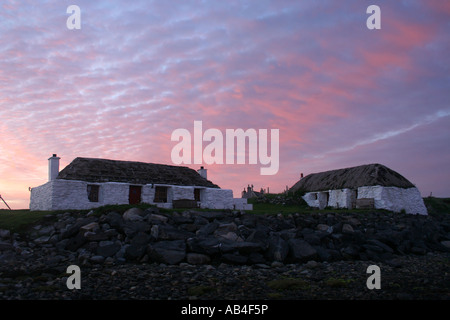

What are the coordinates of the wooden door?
(129, 185, 142, 204)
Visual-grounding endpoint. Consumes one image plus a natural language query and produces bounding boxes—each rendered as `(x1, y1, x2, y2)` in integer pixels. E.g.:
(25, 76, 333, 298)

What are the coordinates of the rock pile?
(1, 207, 449, 268)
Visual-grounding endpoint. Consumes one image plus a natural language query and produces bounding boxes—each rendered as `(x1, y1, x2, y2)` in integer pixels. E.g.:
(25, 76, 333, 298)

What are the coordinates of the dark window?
(154, 186, 168, 203)
(194, 188, 201, 202)
(87, 185, 99, 202)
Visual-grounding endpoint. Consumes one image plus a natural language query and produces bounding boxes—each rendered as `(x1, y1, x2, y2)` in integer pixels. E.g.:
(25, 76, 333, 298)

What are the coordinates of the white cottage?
(290, 163, 428, 215)
(30, 155, 251, 211)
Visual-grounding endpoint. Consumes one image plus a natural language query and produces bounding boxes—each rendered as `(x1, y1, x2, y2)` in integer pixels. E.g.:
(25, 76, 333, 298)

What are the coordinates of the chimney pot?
(48, 154, 61, 181)
(197, 166, 207, 180)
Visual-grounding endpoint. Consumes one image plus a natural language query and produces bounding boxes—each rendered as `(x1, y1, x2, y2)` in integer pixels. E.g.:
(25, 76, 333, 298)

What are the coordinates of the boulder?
(266, 236, 289, 262)
(441, 241, 450, 250)
(147, 213, 169, 224)
(196, 222, 219, 237)
(231, 241, 264, 254)
(217, 232, 242, 242)
(123, 208, 145, 222)
(214, 222, 237, 237)
(187, 237, 222, 255)
(90, 255, 105, 264)
(221, 253, 248, 265)
(80, 222, 99, 232)
(152, 224, 194, 240)
(316, 224, 330, 232)
(37, 225, 56, 236)
(365, 239, 394, 253)
(0, 241, 13, 251)
(0, 229, 11, 239)
(186, 253, 211, 265)
(288, 239, 318, 263)
(61, 217, 97, 239)
(34, 236, 51, 245)
(340, 245, 361, 259)
(102, 212, 124, 230)
(123, 221, 151, 238)
(84, 231, 109, 242)
(65, 231, 88, 251)
(148, 240, 186, 265)
(125, 232, 150, 260)
(97, 241, 121, 258)
(342, 224, 354, 234)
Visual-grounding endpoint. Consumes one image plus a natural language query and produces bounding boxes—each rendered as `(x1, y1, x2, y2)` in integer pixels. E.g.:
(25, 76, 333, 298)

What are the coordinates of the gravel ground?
(1, 251, 448, 300)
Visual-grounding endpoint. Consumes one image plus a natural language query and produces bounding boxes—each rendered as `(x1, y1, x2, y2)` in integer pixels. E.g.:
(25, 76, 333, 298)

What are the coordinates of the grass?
(91, 203, 155, 216)
(0, 209, 57, 233)
(423, 197, 450, 215)
(324, 277, 354, 288)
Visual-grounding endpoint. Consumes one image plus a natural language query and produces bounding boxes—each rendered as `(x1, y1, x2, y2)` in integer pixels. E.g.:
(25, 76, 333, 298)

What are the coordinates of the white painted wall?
(30, 179, 238, 211)
(29, 182, 53, 211)
(302, 185, 427, 215)
(357, 186, 427, 215)
(233, 198, 253, 210)
(328, 189, 354, 209)
(200, 188, 234, 209)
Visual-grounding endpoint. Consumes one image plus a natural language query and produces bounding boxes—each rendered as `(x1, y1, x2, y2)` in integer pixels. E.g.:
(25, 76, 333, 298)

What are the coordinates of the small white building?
(290, 163, 428, 215)
(30, 155, 252, 211)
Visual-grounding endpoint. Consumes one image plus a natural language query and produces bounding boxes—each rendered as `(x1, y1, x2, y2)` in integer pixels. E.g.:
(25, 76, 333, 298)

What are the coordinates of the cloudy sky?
(1, 0, 449, 209)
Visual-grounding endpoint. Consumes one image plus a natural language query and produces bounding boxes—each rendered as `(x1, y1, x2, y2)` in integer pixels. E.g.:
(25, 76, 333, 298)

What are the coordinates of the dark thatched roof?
(290, 163, 415, 193)
(57, 157, 219, 188)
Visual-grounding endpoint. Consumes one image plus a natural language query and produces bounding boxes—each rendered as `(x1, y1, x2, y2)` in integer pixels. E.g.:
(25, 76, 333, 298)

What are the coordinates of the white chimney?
(197, 166, 207, 180)
(48, 154, 60, 181)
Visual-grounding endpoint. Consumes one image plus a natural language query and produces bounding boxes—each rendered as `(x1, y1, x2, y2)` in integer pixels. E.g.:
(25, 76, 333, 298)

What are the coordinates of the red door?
(129, 186, 142, 204)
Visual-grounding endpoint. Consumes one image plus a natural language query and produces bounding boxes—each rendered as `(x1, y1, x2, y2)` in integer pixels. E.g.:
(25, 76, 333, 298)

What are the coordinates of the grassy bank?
(0, 209, 56, 233)
(423, 197, 450, 215)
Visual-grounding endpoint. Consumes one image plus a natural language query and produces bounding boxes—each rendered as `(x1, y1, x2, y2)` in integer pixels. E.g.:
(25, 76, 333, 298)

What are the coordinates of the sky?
(0, 0, 449, 209)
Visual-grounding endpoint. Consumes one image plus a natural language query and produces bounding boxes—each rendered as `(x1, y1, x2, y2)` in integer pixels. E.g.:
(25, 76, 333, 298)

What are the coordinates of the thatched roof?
(290, 163, 415, 193)
(57, 157, 219, 188)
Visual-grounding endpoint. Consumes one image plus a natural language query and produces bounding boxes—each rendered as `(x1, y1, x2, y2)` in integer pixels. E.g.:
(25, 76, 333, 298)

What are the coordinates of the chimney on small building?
(198, 166, 207, 180)
(48, 154, 60, 181)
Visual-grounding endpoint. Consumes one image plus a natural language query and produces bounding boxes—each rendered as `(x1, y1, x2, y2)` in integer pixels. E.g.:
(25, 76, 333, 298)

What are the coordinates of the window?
(194, 188, 201, 202)
(87, 185, 99, 202)
(154, 186, 168, 203)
